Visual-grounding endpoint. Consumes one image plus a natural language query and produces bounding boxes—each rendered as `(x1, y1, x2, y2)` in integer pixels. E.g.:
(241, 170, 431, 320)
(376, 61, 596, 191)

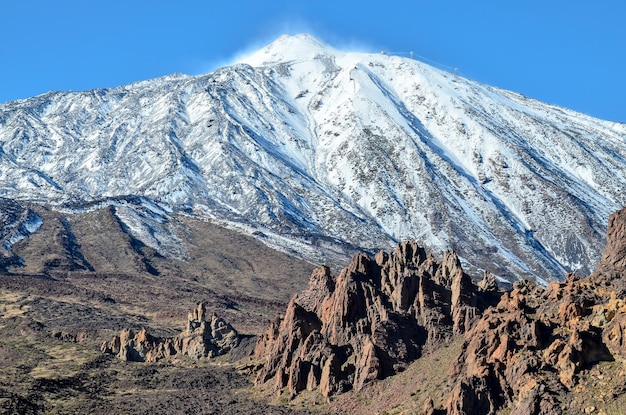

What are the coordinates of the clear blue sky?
(2, 1, 624, 122)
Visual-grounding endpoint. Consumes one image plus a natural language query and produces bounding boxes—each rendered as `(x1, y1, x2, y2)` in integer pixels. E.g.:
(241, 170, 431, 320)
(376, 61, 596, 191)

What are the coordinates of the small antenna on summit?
(410, 51, 414, 59)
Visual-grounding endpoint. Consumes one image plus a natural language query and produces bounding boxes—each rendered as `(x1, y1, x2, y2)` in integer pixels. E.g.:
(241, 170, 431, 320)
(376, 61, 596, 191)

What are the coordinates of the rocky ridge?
(0, 199, 42, 269)
(250, 206, 626, 414)
(252, 240, 500, 398)
(446, 206, 626, 414)
(101, 302, 240, 362)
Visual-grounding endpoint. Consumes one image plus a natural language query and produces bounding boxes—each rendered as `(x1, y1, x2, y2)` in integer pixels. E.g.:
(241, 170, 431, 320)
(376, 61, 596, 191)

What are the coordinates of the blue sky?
(2, 1, 624, 122)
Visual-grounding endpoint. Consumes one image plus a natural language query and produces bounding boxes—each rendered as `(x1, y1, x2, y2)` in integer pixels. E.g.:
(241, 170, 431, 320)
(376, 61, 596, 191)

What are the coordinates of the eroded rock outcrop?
(447, 207, 626, 415)
(250, 208, 626, 412)
(593, 206, 626, 295)
(253, 240, 496, 398)
(101, 302, 239, 362)
(597, 207, 626, 273)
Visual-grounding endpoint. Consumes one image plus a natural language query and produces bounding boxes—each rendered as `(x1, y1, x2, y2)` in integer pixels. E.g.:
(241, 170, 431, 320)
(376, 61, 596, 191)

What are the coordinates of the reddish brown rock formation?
(251, 207, 626, 414)
(447, 206, 626, 415)
(421, 397, 436, 415)
(101, 302, 239, 362)
(597, 207, 626, 274)
(593, 206, 626, 295)
(477, 271, 498, 292)
(253, 240, 494, 398)
(601, 296, 626, 362)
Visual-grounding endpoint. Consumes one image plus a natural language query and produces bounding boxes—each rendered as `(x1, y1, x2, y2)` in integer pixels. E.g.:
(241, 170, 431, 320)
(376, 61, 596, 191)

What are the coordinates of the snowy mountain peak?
(1, 34, 625, 283)
(237, 33, 337, 66)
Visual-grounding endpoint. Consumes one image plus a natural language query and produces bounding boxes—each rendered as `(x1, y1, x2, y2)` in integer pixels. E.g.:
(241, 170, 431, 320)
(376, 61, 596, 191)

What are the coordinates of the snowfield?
(0, 34, 625, 282)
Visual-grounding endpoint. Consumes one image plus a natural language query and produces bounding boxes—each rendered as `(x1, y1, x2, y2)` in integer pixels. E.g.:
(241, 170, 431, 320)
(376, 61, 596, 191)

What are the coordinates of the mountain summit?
(237, 33, 336, 66)
(1, 34, 625, 282)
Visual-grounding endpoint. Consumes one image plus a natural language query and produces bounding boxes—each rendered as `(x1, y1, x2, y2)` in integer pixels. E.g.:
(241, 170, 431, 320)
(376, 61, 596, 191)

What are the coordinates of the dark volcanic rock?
(253, 240, 492, 398)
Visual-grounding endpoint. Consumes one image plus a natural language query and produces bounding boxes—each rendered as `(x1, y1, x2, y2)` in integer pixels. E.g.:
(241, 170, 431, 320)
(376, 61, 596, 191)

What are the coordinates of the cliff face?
(594, 207, 626, 294)
(252, 240, 499, 397)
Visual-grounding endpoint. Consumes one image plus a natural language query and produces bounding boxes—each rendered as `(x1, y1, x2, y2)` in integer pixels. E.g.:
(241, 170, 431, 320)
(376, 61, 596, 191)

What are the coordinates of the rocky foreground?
(244, 206, 626, 414)
(13, 206, 626, 414)
(100, 208, 626, 413)
(251, 242, 499, 398)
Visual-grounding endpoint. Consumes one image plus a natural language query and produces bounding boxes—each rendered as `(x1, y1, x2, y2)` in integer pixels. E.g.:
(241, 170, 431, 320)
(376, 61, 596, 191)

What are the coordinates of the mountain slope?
(1, 34, 625, 281)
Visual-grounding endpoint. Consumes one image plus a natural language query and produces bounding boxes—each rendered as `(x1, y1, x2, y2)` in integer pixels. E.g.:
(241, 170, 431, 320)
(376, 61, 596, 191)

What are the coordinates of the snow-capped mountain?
(1, 34, 625, 282)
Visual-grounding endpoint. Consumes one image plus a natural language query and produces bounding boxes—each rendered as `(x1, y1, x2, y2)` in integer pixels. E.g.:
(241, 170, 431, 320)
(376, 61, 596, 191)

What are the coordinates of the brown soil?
(0, 204, 320, 414)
